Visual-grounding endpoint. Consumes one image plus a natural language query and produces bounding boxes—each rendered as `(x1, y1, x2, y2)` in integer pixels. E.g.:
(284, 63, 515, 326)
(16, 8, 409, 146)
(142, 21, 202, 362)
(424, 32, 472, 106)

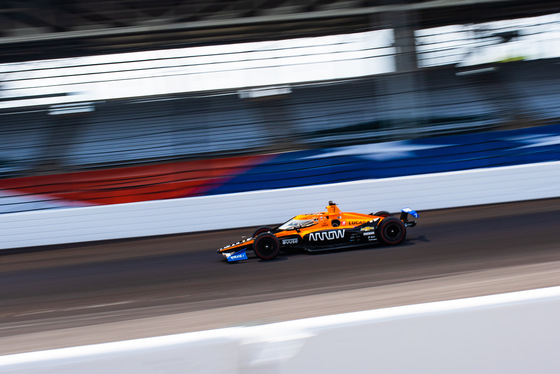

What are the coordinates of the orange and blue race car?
(217, 201, 419, 262)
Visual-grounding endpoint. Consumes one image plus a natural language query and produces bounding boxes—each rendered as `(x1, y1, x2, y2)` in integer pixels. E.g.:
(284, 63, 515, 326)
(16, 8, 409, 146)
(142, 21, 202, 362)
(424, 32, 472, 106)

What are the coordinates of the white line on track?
(14, 301, 138, 317)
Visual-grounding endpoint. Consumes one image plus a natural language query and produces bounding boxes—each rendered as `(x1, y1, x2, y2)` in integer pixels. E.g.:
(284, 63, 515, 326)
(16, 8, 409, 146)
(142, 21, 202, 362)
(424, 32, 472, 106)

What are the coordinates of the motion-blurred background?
(3, 2, 560, 365)
(1, 0, 559, 213)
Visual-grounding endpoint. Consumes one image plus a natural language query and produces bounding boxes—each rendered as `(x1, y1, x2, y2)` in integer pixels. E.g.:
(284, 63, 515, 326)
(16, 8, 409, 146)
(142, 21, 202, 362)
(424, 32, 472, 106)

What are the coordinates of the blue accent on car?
(402, 207, 419, 218)
(227, 249, 248, 262)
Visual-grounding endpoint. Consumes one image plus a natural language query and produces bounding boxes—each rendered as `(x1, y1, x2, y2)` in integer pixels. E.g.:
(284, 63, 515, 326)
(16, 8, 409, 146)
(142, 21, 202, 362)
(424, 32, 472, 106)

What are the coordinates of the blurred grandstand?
(0, 0, 559, 212)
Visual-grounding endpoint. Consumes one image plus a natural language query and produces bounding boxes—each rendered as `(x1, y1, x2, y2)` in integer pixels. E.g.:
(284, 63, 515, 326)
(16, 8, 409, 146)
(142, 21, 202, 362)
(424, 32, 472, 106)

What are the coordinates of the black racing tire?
(252, 226, 272, 237)
(372, 211, 392, 217)
(377, 217, 406, 245)
(253, 233, 280, 260)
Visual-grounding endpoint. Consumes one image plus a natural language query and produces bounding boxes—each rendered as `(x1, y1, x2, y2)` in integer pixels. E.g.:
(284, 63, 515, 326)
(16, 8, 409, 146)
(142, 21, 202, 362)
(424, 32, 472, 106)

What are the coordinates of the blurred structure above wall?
(1, 0, 559, 62)
(0, 0, 559, 206)
(1, 58, 559, 178)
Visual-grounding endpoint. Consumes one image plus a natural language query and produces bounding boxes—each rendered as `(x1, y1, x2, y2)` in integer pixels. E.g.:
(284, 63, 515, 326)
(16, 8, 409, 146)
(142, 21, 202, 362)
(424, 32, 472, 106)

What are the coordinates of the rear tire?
(253, 233, 280, 260)
(372, 211, 391, 217)
(377, 217, 406, 245)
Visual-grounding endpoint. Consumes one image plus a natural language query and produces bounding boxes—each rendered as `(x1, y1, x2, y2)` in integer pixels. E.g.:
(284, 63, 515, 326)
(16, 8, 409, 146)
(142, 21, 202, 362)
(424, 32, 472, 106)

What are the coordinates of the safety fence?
(2, 286, 560, 374)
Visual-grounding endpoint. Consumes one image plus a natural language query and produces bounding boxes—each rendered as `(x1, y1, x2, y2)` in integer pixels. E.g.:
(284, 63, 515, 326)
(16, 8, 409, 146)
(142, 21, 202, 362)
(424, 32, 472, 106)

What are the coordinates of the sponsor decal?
(360, 226, 375, 232)
(349, 221, 366, 225)
(363, 232, 376, 236)
(282, 238, 298, 245)
(309, 230, 345, 241)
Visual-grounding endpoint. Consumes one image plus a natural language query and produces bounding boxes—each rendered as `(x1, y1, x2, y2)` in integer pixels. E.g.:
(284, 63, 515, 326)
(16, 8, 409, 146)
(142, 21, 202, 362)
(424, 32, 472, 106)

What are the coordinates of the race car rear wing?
(400, 207, 419, 227)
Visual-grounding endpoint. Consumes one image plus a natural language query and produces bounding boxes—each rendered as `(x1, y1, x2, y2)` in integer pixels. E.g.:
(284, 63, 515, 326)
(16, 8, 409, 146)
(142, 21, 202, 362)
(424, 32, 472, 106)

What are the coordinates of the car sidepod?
(300, 219, 382, 251)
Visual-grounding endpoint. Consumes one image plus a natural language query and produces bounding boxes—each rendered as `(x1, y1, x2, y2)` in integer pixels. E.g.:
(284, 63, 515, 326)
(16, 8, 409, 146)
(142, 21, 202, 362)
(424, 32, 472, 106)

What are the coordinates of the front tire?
(377, 217, 406, 245)
(253, 233, 280, 260)
(252, 226, 272, 237)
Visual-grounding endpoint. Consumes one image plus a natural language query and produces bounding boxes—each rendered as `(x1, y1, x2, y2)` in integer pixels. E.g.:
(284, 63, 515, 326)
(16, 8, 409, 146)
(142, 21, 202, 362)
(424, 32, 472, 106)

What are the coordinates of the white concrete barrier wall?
(0, 328, 243, 374)
(3, 286, 560, 374)
(1, 161, 559, 250)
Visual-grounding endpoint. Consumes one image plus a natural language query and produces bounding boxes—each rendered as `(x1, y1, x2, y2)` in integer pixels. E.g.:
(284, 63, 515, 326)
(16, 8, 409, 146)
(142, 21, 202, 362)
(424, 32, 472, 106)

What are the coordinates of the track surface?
(2, 198, 560, 354)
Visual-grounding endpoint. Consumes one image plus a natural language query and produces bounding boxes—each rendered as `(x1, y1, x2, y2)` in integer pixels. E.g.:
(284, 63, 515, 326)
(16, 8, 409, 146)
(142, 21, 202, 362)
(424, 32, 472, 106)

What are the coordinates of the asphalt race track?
(2, 198, 560, 354)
